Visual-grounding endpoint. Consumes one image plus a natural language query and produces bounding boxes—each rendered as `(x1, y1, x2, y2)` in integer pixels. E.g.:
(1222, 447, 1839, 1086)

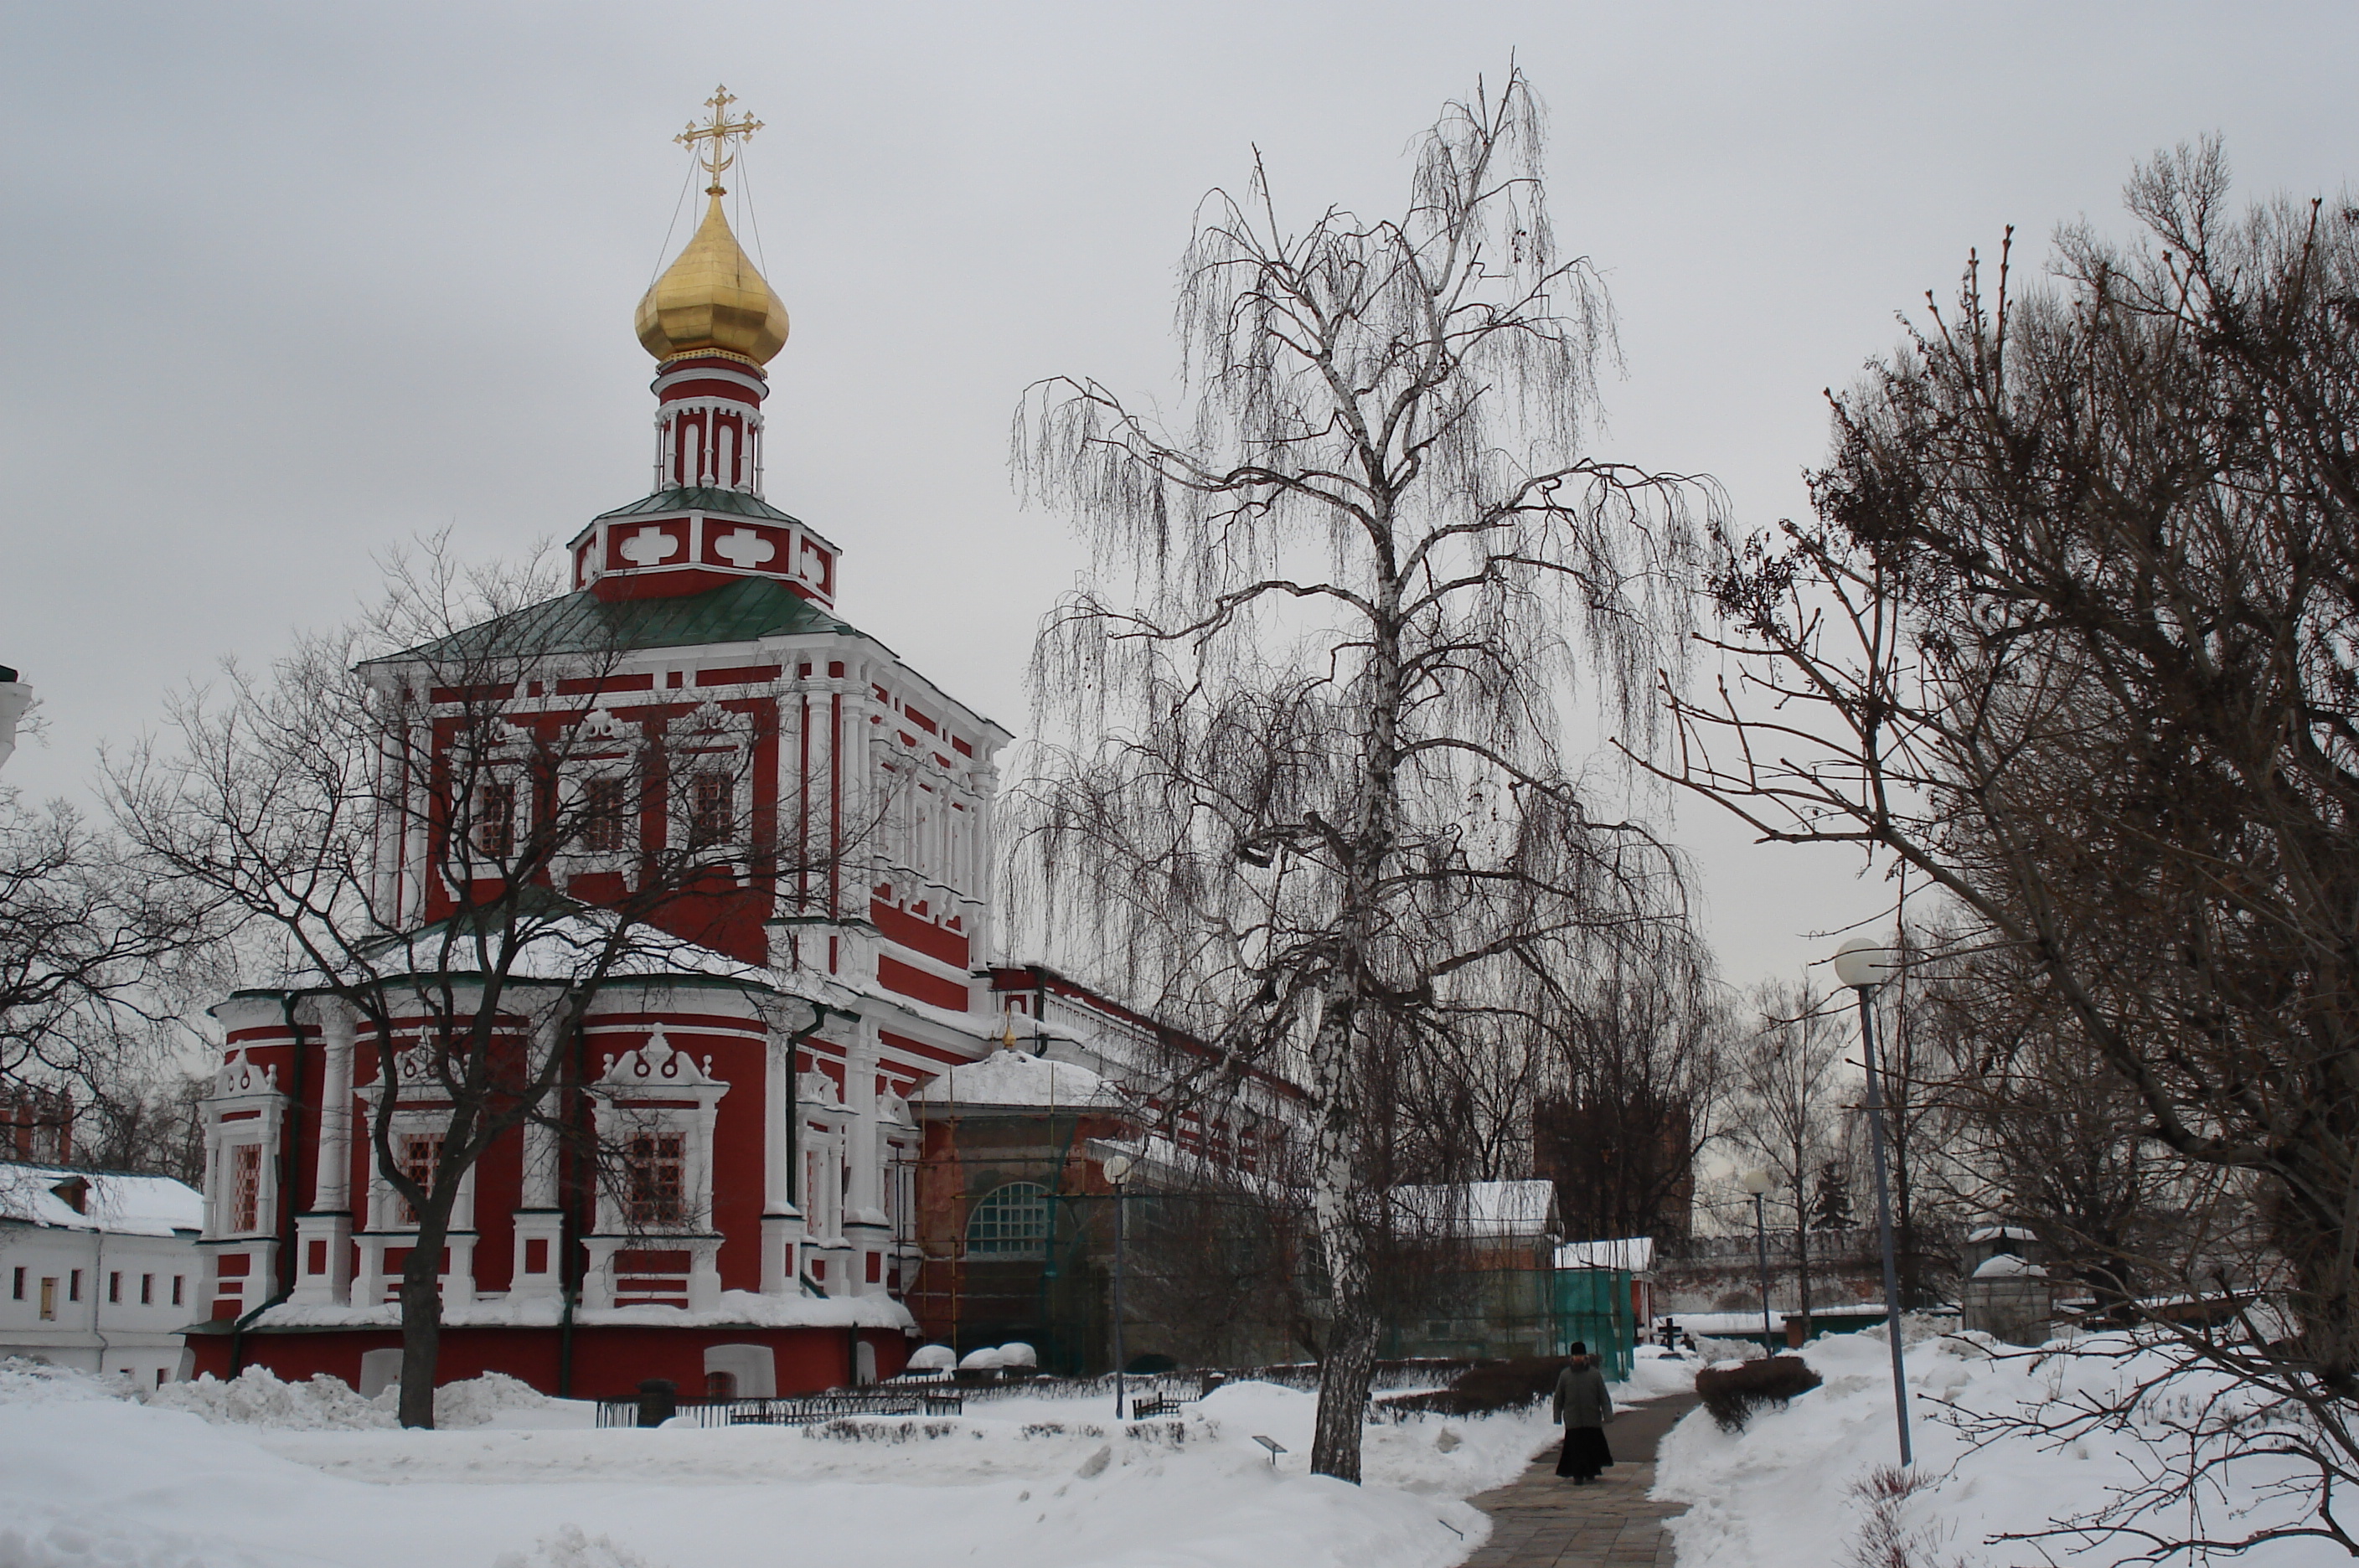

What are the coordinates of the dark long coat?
(1552, 1360, 1613, 1427)
(1551, 1359, 1616, 1480)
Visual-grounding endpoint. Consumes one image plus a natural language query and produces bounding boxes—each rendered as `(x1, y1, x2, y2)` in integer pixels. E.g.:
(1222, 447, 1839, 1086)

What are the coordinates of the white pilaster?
(844, 1021, 890, 1296)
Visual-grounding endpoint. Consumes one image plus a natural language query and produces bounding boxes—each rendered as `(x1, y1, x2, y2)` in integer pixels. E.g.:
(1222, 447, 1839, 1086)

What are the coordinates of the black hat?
(1568, 1341, 1587, 1355)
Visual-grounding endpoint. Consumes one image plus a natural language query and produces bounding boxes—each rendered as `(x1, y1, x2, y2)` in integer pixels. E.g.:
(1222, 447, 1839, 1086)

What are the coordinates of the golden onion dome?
(633, 192, 789, 366)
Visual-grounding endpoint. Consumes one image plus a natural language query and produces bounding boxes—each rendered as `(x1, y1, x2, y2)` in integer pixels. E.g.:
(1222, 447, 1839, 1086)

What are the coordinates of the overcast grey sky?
(4, 1, 2353, 998)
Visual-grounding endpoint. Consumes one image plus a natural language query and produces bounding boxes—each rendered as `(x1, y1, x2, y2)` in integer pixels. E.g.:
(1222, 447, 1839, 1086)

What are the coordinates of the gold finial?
(676, 84, 762, 196)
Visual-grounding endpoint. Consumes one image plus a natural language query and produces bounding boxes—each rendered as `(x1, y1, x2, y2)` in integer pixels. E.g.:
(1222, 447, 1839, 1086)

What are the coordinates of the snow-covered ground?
(1657, 1328, 2351, 1568)
(0, 1359, 1576, 1568)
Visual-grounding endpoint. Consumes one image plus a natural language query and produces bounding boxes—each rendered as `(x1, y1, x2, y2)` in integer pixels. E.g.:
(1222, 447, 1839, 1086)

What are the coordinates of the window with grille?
(579, 775, 632, 854)
(964, 1182, 1050, 1258)
(396, 1133, 443, 1225)
(626, 1132, 686, 1226)
(474, 780, 516, 858)
(686, 772, 734, 848)
(230, 1142, 262, 1231)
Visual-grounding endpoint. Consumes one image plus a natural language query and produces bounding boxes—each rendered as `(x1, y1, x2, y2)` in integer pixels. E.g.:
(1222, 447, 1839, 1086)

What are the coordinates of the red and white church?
(185, 95, 1112, 1400)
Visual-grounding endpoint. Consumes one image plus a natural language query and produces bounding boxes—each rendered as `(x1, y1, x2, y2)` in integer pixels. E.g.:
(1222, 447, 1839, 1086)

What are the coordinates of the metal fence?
(593, 1389, 968, 1429)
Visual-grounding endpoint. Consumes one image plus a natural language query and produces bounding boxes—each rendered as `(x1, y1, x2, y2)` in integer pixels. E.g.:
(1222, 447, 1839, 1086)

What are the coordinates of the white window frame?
(364, 1108, 477, 1235)
(666, 699, 755, 869)
(202, 1048, 286, 1240)
(591, 1029, 729, 1238)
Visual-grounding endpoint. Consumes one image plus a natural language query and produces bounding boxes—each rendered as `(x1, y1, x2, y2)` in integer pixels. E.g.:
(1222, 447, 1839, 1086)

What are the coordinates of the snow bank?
(0, 1366, 1558, 1568)
(1615, 1344, 1702, 1403)
(1656, 1328, 2351, 1568)
(125, 1364, 561, 1431)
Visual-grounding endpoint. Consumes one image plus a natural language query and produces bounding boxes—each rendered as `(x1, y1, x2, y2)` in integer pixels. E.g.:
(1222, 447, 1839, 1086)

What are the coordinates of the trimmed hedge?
(1693, 1355, 1822, 1431)
(1377, 1355, 1572, 1417)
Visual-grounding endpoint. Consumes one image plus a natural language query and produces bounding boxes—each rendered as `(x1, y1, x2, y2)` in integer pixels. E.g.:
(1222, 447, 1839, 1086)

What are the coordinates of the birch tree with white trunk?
(1011, 70, 1708, 1480)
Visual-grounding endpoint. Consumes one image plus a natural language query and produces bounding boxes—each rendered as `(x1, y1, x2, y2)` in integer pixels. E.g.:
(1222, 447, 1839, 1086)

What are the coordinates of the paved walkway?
(1458, 1393, 1699, 1568)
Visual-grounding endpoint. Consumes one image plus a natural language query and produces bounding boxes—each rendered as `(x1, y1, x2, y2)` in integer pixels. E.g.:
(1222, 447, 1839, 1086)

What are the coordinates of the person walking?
(1551, 1342, 1615, 1484)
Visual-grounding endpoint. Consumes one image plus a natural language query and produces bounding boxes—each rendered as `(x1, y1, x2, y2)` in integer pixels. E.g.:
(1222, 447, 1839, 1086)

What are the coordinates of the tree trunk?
(1312, 1298, 1381, 1483)
(1795, 1214, 1813, 1329)
(395, 1209, 450, 1428)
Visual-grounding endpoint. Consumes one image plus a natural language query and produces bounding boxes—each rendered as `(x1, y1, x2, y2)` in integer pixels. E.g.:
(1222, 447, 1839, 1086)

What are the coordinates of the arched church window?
(965, 1182, 1050, 1258)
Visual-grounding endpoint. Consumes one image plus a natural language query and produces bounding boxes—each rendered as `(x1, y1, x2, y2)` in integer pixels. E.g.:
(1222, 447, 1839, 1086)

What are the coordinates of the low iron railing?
(594, 1388, 967, 1429)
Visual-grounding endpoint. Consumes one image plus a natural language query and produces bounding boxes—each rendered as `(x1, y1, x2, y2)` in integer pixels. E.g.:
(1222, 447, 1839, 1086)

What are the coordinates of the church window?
(579, 775, 632, 854)
(397, 1133, 443, 1225)
(686, 771, 734, 848)
(473, 781, 517, 859)
(230, 1142, 263, 1231)
(626, 1132, 687, 1226)
(705, 1370, 737, 1399)
(965, 1182, 1050, 1258)
(172, 1276, 183, 1307)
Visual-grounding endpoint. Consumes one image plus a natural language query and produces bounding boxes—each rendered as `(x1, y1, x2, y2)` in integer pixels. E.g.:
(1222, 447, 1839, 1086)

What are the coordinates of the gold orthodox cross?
(677, 85, 762, 194)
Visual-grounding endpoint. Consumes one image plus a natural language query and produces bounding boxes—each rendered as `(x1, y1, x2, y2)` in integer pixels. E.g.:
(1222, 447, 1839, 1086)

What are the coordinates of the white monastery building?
(0, 1162, 204, 1385)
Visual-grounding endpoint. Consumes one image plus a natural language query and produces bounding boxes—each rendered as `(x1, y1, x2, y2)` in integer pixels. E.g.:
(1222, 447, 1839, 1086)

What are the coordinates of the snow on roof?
(236, 910, 780, 999)
(0, 1162, 204, 1236)
(914, 1049, 1123, 1110)
(1391, 1179, 1560, 1238)
(1664, 1305, 1913, 1335)
(1557, 1236, 1655, 1273)
(1971, 1252, 2048, 1279)
(1968, 1225, 2039, 1243)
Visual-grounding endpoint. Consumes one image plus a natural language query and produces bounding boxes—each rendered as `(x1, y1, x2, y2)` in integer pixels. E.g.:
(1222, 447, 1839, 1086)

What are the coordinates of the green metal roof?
(593, 486, 803, 525)
(366, 575, 867, 668)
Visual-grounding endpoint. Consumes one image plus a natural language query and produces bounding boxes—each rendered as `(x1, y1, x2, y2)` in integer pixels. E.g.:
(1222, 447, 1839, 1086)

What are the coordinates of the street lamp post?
(1741, 1168, 1775, 1353)
(1835, 936, 1912, 1467)
(1103, 1153, 1133, 1420)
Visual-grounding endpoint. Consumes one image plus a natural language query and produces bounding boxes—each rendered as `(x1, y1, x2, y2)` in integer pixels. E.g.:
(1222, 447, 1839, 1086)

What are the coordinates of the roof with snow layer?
(0, 1161, 204, 1236)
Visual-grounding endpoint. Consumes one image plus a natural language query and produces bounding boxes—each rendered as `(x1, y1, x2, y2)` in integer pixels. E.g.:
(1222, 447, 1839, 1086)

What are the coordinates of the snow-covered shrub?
(491, 1524, 659, 1568)
(147, 1366, 395, 1429)
(433, 1371, 555, 1428)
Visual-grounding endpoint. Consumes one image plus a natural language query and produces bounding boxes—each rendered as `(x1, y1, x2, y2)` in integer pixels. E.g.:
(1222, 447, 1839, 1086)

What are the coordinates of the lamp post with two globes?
(1834, 936, 1912, 1466)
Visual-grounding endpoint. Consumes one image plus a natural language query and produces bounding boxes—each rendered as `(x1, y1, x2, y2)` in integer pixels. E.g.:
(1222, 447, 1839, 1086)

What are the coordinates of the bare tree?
(0, 787, 223, 1115)
(1655, 142, 2359, 1553)
(114, 541, 860, 1426)
(1009, 70, 1707, 1478)
(1917, 931, 2221, 1308)
(1731, 981, 1849, 1327)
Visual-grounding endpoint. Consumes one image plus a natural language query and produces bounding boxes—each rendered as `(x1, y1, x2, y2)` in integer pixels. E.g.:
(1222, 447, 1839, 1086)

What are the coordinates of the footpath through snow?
(0, 1359, 1569, 1568)
(1655, 1327, 2356, 1568)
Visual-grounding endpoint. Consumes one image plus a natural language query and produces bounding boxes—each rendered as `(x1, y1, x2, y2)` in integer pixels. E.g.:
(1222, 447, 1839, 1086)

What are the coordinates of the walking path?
(1458, 1392, 1699, 1568)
